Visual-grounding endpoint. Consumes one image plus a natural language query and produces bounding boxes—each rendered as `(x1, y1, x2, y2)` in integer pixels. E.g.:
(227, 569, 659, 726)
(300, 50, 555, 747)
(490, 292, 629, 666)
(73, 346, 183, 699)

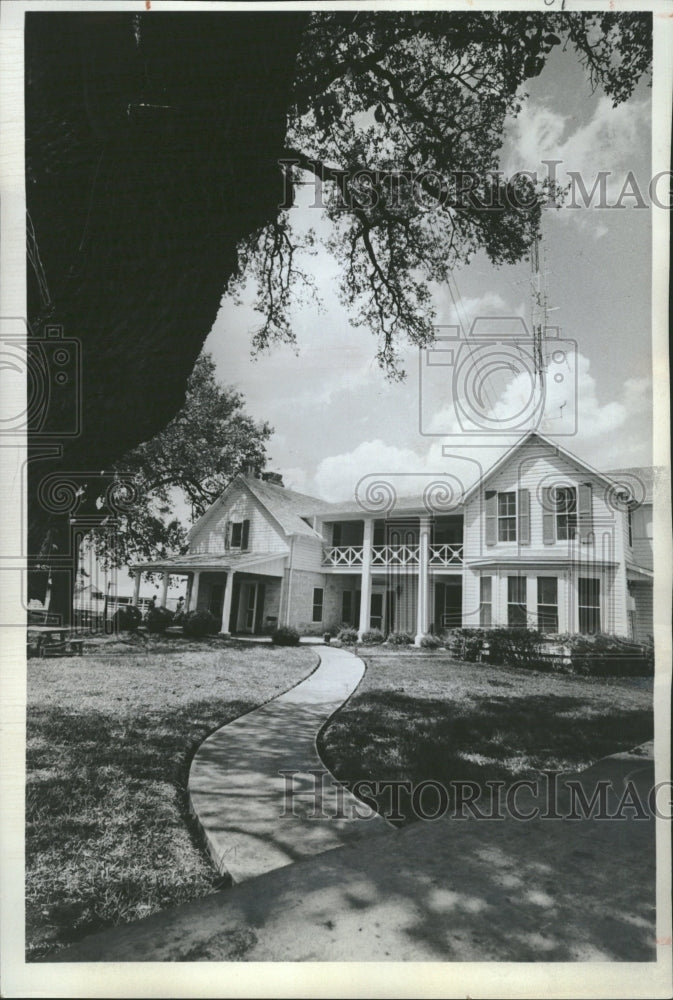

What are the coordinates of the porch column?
(220, 572, 235, 635)
(161, 571, 170, 608)
(132, 571, 141, 606)
(357, 518, 374, 639)
(191, 571, 201, 612)
(415, 516, 431, 645)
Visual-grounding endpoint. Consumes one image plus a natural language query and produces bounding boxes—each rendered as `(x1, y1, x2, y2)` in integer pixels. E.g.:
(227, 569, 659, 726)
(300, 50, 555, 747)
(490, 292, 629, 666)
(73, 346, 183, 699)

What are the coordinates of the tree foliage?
(89, 354, 272, 568)
(233, 10, 652, 378)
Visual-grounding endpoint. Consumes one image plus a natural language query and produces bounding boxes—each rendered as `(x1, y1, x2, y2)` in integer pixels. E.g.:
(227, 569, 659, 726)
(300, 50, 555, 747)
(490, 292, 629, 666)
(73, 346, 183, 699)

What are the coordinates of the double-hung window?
(479, 577, 492, 627)
(537, 577, 558, 633)
(312, 587, 324, 623)
(507, 576, 527, 628)
(555, 487, 577, 541)
(578, 578, 600, 634)
(498, 492, 517, 541)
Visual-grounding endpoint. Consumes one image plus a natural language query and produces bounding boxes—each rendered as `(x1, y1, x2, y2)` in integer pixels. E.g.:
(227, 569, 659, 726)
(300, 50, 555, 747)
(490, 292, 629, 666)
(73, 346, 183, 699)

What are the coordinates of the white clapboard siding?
(464, 439, 628, 566)
(631, 503, 653, 569)
(291, 535, 324, 572)
(189, 481, 289, 556)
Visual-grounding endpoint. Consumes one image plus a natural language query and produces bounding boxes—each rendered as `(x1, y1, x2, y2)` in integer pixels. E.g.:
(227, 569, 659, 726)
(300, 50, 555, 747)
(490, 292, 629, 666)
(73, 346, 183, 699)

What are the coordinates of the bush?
(420, 633, 443, 649)
(557, 632, 653, 677)
(483, 628, 544, 669)
(445, 628, 485, 662)
(271, 626, 300, 646)
(387, 631, 414, 646)
(111, 605, 142, 633)
(145, 606, 174, 634)
(337, 627, 359, 645)
(360, 628, 385, 645)
(182, 609, 218, 638)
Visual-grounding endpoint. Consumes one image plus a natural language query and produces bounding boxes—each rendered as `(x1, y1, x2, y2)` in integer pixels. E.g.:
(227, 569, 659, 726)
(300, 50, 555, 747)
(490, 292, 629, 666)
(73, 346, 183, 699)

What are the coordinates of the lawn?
(319, 652, 653, 824)
(26, 638, 318, 960)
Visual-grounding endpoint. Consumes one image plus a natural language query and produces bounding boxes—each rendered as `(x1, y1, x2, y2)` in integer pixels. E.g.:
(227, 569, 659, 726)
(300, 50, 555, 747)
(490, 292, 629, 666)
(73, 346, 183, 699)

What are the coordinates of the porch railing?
(322, 545, 364, 567)
(372, 544, 419, 566)
(429, 544, 463, 566)
(322, 543, 463, 567)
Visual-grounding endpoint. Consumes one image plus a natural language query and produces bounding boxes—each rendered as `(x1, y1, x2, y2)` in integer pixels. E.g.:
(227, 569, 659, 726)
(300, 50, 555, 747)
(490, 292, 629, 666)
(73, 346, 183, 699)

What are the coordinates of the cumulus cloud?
(289, 352, 651, 501)
(501, 95, 651, 238)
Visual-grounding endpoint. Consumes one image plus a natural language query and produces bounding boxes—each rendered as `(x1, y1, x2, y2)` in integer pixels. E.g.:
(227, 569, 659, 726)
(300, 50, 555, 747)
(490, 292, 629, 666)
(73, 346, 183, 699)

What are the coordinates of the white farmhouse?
(131, 432, 654, 643)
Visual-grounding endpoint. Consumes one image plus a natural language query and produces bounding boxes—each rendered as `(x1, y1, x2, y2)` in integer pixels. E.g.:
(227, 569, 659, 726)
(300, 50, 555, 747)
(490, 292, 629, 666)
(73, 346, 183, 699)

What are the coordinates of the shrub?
(420, 633, 442, 649)
(182, 609, 218, 638)
(271, 626, 300, 646)
(111, 604, 142, 633)
(337, 627, 359, 645)
(145, 606, 174, 634)
(387, 630, 414, 646)
(360, 628, 385, 645)
(445, 628, 485, 662)
(558, 632, 653, 677)
(484, 628, 544, 669)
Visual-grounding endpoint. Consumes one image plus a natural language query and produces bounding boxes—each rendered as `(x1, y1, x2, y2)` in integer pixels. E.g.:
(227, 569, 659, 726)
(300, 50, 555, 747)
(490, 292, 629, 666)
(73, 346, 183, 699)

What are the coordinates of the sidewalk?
(53, 646, 657, 963)
(188, 645, 392, 882)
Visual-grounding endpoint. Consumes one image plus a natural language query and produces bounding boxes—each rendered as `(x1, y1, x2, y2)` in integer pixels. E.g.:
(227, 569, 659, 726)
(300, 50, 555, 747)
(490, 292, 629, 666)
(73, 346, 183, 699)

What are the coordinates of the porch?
(332, 572, 463, 639)
(130, 552, 286, 635)
(322, 514, 463, 570)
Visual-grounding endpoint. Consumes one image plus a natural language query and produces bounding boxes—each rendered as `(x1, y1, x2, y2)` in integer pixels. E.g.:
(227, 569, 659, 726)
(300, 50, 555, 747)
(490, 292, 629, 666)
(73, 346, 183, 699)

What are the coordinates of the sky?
(203, 42, 654, 504)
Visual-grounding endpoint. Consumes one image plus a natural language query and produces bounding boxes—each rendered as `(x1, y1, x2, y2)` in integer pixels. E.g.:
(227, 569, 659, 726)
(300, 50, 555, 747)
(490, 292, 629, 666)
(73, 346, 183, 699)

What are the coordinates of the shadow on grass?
(320, 690, 653, 822)
(26, 697, 256, 959)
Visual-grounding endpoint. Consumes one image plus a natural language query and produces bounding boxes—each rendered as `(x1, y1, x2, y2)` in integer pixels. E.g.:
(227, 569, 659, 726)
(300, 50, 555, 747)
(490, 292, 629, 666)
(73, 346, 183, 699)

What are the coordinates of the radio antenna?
(530, 236, 547, 388)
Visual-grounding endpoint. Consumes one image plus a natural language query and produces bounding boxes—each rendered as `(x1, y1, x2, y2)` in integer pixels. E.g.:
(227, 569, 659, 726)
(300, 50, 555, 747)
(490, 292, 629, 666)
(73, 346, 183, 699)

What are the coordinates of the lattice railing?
(371, 544, 420, 566)
(322, 546, 364, 567)
(429, 544, 463, 566)
(323, 543, 464, 567)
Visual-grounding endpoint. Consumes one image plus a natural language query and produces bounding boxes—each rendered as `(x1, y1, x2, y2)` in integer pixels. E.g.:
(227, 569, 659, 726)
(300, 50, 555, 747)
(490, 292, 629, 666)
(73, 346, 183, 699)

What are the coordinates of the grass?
(26, 637, 318, 960)
(319, 653, 653, 824)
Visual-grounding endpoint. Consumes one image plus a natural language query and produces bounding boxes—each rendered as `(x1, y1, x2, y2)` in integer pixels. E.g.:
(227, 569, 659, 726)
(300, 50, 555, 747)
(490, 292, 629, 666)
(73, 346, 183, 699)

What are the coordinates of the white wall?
(189, 481, 289, 556)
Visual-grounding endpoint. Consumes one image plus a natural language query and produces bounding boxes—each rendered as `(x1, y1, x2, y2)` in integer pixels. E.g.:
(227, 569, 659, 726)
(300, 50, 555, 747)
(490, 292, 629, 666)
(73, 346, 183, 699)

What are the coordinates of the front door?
(240, 582, 258, 634)
(209, 583, 225, 621)
(434, 579, 462, 630)
(370, 589, 385, 631)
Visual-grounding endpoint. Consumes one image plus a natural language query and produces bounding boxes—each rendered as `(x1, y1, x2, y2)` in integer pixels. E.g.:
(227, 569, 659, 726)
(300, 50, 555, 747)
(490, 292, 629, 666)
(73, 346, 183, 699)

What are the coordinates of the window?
(479, 576, 492, 628)
(227, 519, 250, 549)
(498, 492, 517, 541)
(555, 487, 577, 541)
(627, 505, 633, 548)
(486, 489, 529, 546)
(537, 577, 558, 633)
(341, 590, 352, 626)
(507, 576, 527, 627)
(312, 587, 324, 623)
(578, 578, 600, 634)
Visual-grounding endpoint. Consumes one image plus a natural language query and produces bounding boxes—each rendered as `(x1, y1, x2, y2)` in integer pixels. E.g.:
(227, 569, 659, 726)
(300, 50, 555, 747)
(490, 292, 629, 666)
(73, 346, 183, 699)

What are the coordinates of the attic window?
(227, 519, 250, 550)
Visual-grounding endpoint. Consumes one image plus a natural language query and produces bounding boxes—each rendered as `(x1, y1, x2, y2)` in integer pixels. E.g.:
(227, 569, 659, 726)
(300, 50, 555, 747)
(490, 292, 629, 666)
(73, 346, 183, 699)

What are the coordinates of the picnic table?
(27, 626, 84, 658)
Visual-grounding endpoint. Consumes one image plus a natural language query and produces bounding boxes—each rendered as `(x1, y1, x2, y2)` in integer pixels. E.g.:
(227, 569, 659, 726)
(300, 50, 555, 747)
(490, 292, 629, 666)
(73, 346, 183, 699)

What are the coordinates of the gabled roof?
(461, 431, 619, 503)
(243, 476, 333, 537)
(605, 467, 655, 504)
(187, 474, 331, 542)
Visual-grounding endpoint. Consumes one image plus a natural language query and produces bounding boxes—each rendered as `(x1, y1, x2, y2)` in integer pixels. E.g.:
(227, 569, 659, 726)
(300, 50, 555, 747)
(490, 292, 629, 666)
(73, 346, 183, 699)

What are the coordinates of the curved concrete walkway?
(187, 644, 392, 883)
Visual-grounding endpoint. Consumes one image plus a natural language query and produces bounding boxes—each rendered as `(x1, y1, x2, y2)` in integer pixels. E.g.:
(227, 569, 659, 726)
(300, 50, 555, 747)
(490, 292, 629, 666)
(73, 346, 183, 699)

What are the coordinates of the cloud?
(501, 95, 651, 238)
(290, 352, 651, 501)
